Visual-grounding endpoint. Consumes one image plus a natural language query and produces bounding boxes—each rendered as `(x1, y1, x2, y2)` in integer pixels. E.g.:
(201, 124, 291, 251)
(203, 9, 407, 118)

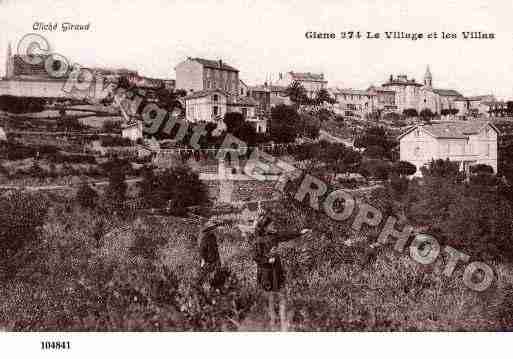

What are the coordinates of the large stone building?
(175, 57, 240, 96)
(399, 121, 498, 176)
(275, 71, 327, 98)
(382, 66, 464, 114)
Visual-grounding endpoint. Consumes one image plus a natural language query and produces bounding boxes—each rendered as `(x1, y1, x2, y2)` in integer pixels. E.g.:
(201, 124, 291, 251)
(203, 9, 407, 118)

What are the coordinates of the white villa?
(398, 121, 499, 176)
(184, 89, 267, 133)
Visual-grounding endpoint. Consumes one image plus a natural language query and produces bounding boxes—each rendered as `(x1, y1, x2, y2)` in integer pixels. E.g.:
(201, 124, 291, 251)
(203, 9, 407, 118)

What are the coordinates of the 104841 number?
(41, 341, 71, 350)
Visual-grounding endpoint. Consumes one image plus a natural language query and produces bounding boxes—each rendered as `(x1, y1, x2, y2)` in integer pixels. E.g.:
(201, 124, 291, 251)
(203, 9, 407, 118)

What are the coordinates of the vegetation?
(354, 126, 398, 160)
(138, 165, 210, 215)
(0, 95, 46, 114)
(269, 104, 300, 143)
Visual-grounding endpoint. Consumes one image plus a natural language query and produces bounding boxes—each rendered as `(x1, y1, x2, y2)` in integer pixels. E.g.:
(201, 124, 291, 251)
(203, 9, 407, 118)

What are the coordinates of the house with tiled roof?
(275, 71, 327, 98)
(398, 121, 498, 176)
(183, 88, 266, 132)
(184, 89, 230, 123)
(175, 57, 240, 96)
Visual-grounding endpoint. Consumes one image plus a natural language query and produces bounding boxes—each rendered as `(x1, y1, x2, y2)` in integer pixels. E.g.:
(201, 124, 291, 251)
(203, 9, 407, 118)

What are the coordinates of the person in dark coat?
(252, 212, 311, 329)
(197, 219, 223, 288)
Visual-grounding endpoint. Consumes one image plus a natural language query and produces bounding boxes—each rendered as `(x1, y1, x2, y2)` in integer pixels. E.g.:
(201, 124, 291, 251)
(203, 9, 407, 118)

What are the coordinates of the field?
(1, 191, 512, 331)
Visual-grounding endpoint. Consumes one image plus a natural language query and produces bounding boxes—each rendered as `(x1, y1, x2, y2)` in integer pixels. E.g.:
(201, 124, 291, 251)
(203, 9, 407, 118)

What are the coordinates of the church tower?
(5, 41, 13, 79)
(424, 65, 432, 88)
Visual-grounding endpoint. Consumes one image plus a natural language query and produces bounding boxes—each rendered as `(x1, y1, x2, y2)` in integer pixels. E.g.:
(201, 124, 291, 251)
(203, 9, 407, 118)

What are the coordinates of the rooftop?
(399, 121, 498, 140)
(184, 89, 230, 100)
(289, 71, 326, 82)
(188, 57, 239, 72)
(432, 88, 463, 97)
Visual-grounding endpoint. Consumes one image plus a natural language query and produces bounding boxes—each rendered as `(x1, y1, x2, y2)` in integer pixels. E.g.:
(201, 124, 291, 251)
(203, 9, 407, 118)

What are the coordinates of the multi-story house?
(184, 88, 266, 133)
(399, 121, 499, 176)
(367, 86, 397, 113)
(275, 71, 327, 98)
(332, 89, 377, 120)
(175, 57, 240, 96)
(184, 89, 229, 123)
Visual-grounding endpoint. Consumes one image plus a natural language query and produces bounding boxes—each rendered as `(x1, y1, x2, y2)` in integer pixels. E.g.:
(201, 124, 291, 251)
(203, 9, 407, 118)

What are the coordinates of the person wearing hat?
(197, 218, 223, 288)
(252, 212, 311, 329)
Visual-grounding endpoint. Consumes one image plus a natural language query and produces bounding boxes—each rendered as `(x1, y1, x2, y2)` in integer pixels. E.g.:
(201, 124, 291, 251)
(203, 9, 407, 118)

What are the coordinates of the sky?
(1, 0, 513, 99)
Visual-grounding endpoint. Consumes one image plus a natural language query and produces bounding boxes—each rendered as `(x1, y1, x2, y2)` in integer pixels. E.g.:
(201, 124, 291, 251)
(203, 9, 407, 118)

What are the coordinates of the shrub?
(105, 159, 128, 208)
(0, 95, 46, 114)
(76, 182, 99, 209)
(138, 165, 209, 214)
(0, 192, 48, 270)
(393, 161, 417, 177)
(102, 120, 122, 133)
(470, 164, 494, 174)
(101, 135, 133, 147)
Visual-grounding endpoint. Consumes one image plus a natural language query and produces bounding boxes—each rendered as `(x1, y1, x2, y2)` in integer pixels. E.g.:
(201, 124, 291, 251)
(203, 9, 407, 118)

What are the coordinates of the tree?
(223, 112, 257, 145)
(506, 101, 513, 117)
(223, 112, 244, 133)
(421, 158, 462, 179)
(139, 165, 209, 215)
(269, 104, 300, 143)
(354, 126, 397, 159)
(102, 120, 121, 133)
(364, 145, 386, 159)
(440, 109, 451, 116)
(76, 181, 99, 209)
(0, 192, 48, 265)
(314, 88, 336, 106)
(299, 113, 321, 139)
(393, 161, 417, 177)
(419, 108, 435, 122)
(470, 164, 494, 174)
(403, 108, 418, 118)
(285, 81, 308, 108)
(105, 159, 128, 207)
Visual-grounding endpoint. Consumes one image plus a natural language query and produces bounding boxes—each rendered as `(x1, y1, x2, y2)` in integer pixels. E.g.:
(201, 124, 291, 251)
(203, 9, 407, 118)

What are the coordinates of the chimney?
(218, 59, 223, 68)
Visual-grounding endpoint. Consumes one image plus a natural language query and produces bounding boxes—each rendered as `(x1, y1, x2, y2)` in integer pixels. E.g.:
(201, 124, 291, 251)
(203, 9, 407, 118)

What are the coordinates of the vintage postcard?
(0, 0, 512, 357)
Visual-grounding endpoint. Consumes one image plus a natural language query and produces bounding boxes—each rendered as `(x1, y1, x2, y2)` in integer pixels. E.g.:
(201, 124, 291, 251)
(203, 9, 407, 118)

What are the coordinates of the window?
(414, 146, 421, 157)
(213, 94, 219, 102)
(241, 107, 248, 119)
(213, 106, 219, 116)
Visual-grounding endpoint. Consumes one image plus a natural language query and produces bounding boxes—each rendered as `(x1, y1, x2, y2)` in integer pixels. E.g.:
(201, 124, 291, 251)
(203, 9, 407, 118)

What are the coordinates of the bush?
(359, 159, 392, 180)
(403, 108, 418, 118)
(269, 104, 300, 143)
(393, 161, 417, 176)
(0, 95, 46, 114)
(76, 182, 99, 209)
(470, 164, 494, 174)
(102, 120, 122, 133)
(421, 159, 462, 179)
(0, 192, 48, 270)
(101, 135, 133, 147)
(105, 159, 128, 208)
(138, 165, 210, 214)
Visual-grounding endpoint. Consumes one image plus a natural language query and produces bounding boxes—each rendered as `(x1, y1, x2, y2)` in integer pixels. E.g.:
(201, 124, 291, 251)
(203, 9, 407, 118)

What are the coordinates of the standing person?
(197, 219, 223, 289)
(252, 212, 311, 330)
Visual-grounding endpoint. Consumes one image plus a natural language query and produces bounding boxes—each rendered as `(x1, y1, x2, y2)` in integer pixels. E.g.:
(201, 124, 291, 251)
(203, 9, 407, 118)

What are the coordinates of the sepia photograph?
(0, 0, 512, 356)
